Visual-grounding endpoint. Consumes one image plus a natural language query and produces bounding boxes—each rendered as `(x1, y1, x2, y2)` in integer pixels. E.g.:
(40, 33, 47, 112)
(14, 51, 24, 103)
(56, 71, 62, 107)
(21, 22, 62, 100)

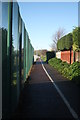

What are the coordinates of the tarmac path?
(13, 59, 80, 119)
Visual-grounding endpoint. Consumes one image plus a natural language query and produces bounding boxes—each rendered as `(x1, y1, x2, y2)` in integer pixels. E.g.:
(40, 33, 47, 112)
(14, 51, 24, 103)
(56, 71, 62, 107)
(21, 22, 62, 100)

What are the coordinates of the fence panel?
(2, 2, 34, 119)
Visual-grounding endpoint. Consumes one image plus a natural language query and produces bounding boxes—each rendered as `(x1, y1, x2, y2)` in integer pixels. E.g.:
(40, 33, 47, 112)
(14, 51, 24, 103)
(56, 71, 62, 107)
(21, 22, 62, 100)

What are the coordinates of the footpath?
(44, 63, 80, 118)
(13, 60, 80, 119)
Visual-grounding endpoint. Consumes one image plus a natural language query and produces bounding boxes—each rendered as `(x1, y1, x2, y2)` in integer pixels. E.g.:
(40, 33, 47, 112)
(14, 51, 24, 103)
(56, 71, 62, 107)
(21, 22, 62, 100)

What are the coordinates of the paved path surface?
(13, 60, 80, 119)
(44, 63, 80, 119)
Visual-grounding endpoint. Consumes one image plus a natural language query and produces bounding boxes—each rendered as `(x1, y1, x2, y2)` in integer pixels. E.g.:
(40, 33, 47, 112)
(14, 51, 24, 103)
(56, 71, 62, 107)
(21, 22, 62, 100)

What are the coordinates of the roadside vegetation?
(41, 55, 47, 62)
(48, 58, 80, 84)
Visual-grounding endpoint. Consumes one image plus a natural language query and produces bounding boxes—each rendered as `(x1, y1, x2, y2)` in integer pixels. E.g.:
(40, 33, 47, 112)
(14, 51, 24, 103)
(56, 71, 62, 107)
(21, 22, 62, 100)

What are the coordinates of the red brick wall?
(61, 51, 70, 64)
(71, 51, 73, 64)
(61, 50, 74, 64)
(56, 50, 80, 64)
(75, 52, 80, 62)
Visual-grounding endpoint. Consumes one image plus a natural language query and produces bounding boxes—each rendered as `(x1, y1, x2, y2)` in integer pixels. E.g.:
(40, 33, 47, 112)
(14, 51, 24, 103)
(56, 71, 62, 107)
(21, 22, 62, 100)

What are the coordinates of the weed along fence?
(2, 2, 34, 119)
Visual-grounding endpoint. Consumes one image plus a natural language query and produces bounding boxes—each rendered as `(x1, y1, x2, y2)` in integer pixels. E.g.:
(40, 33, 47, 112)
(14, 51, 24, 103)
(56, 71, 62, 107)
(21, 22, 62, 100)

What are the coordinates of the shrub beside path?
(44, 63, 80, 119)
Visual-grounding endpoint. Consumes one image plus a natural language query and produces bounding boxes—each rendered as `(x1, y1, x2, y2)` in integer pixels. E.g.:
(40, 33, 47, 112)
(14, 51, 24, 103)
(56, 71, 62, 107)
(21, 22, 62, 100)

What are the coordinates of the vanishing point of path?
(13, 59, 80, 120)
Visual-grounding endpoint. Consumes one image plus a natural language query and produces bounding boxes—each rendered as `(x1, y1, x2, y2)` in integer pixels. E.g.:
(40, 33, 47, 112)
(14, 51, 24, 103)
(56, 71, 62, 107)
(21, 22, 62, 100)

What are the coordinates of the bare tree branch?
(51, 27, 66, 51)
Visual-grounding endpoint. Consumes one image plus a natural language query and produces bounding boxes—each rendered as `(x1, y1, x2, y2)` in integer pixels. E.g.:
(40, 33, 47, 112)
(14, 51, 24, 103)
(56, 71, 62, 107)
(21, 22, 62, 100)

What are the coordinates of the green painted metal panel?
(21, 20, 25, 87)
(2, 2, 8, 118)
(11, 2, 19, 114)
(2, 1, 34, 119)
(24, 27, 26, 81)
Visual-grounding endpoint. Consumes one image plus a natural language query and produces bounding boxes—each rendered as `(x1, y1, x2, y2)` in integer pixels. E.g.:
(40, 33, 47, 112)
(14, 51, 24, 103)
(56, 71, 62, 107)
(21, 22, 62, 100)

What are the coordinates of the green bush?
(57, 27, 80, 51)
(73, 27, 80, 51)
(41, 55, 46, 62)
(65, 33, 73, 50)
(46, 51, 55, 63)
(57, 33, 73, 51)
(48, 58, 80, 84)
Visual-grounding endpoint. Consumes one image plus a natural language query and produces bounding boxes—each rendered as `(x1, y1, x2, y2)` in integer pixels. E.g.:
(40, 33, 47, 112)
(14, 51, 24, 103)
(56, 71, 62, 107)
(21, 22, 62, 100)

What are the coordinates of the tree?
(51, 28, 65, 51)
(72, 27, 80, 51)
(72, 27, 80, 62)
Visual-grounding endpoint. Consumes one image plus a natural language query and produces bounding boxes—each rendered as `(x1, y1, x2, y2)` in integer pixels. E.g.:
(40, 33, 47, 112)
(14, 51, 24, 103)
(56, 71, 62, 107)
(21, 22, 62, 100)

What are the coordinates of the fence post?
(73, 50, 75, 63)
(70, 47, 72, 64)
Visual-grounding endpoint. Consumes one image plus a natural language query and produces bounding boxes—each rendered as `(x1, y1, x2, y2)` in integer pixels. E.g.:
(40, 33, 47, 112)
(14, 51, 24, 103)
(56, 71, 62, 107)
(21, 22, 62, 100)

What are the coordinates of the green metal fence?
(2, 2, 34, 119)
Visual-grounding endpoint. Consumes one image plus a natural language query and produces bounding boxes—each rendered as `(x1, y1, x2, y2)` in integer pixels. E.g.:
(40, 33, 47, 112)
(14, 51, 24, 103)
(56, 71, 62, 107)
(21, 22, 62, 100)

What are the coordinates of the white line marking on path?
(40, 60, 79, 120)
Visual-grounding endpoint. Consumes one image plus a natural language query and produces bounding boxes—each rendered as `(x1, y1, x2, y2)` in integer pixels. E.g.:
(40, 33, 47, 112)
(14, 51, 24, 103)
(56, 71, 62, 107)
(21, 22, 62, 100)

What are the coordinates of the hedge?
(73, 27, 80, 51)
(57, 33, 73, 51)
(48, 58, 80, 84)
(57, 27, 80, 51)
(46, 51, 55, 63)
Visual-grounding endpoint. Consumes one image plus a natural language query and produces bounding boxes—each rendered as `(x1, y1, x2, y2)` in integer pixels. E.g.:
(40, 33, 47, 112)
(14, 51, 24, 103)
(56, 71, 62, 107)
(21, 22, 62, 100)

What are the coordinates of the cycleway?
(12, 60, 80, 119)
